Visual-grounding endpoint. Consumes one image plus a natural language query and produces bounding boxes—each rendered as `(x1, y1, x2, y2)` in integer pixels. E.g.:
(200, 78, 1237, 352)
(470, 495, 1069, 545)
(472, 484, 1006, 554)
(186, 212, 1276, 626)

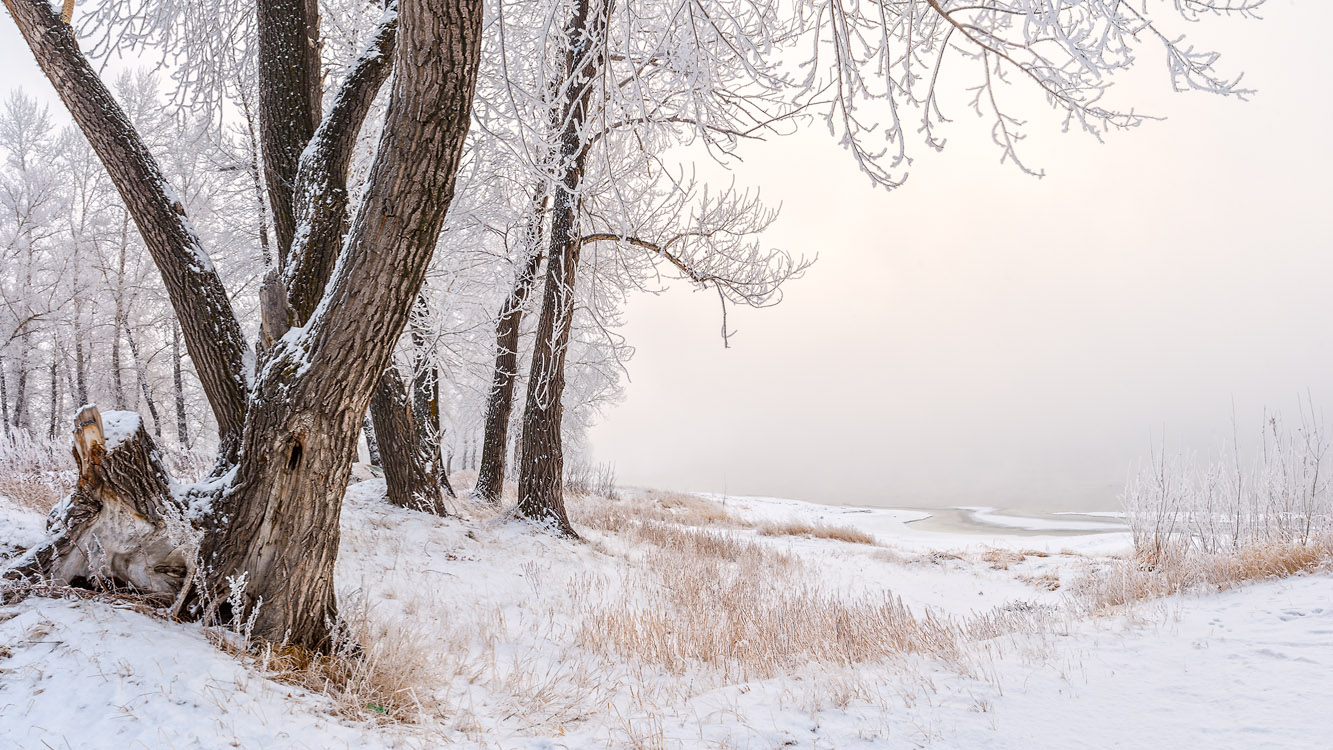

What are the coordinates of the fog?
(587, 3, 1333, 511)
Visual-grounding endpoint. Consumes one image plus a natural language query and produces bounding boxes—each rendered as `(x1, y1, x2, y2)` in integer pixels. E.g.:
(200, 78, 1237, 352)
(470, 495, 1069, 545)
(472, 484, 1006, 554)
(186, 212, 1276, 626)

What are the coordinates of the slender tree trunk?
(364, 415, 381, 468)
(515, 0, 610, 536)
(408, 295, 454, 498)
(123, 320, 162, 439)
(0, 356, 9, 439)
(111, 215, 129, 409)
(172, 322, 189, 450)
(73, 304, 88, 406)
(12, 333, 29, 433)
(475, 183, 546, 503)
(238, 88, 273, 269)
(46, 357, 58, 441)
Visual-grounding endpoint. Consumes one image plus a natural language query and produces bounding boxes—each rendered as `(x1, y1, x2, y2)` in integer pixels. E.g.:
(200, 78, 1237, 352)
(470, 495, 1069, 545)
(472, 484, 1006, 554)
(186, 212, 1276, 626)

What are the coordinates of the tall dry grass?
(572, 499, 1054, 682)
(1074, 412, 1333, 612)
(755, 518, 878, 545)
(0, 431, 73, 514)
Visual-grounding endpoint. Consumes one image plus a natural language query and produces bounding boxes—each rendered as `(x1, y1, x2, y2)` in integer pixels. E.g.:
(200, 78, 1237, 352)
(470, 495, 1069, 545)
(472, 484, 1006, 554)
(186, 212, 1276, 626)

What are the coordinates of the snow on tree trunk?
(3, 0, 483, 650)
(515, 0, 609, 537)
(475, 186, 545, 504)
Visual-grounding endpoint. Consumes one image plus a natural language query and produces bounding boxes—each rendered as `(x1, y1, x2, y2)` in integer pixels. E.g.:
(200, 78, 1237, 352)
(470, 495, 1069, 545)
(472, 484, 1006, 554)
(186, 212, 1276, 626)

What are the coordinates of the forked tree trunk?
(475, 184, 546, 503)
(515, 0, 610, 536)
(2, 0, 484, 650)
(370, 368, 446, 514)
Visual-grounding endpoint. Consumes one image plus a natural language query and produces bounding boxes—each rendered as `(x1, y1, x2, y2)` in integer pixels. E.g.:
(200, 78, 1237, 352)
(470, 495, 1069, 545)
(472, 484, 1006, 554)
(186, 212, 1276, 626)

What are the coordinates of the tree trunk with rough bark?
(370, 368, 446, 514)
(0, 357, 9, 438)
(172, 322, 189, 450)
(515, 0, 610, 536)
(3, 406, 191, 604)
(256, 0, 322, 264)
(408, 294, 454, 499)
(2, 0, 483, 650)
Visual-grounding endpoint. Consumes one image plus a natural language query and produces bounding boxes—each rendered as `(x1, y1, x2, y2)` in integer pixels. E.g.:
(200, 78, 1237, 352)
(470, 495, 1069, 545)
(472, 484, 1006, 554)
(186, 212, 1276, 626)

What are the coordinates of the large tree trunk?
(194, 0, 482, 648)
(370, 368, 446, 514)
(3, 0, 483, 650)
(515, 0, 610, 536)
(475, 184, 546, 504)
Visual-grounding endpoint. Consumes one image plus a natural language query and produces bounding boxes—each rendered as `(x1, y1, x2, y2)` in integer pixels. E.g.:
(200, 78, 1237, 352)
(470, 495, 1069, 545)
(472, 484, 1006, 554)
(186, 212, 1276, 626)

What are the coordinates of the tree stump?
(3, 406, 192, 603)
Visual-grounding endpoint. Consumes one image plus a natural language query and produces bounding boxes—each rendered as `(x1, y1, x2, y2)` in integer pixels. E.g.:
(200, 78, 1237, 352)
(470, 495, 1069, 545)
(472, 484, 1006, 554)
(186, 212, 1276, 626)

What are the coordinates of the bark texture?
(370, 368, 446, 514)
(515, 0, 610, 536)
(256, 0, 322, 262)
(4, 0, 483, 650)
(196, 0, 483, 648)
(4, 406, 190, 603)
(408, 294, 454, 499)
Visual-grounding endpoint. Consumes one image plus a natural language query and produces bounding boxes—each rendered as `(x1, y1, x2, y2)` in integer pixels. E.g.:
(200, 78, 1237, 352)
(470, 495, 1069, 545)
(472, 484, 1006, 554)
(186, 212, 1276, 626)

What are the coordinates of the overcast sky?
(585, 1, 1333, 510)
(3, 2, 1328, 511)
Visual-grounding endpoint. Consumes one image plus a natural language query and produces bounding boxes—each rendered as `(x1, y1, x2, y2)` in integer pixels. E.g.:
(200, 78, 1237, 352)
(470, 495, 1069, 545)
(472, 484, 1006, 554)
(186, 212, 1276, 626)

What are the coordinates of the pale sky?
(3, 3, 1329, 511)
(585, 2, 1333, 510)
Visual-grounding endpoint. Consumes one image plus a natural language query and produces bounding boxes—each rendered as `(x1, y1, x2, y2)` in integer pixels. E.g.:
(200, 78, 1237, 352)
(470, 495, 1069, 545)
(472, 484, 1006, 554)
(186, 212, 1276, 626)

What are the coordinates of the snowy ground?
(0, 480, 1329, 749)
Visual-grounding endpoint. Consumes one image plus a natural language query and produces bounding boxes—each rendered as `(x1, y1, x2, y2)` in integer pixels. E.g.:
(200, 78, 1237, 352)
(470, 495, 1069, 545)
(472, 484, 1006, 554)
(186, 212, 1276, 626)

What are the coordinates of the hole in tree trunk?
(287, 440, 303, 470)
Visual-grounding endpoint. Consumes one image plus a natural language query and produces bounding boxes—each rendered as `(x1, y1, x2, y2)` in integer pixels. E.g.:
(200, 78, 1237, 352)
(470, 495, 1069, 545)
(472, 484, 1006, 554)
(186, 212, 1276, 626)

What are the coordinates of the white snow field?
(1, 480, 1330, 749)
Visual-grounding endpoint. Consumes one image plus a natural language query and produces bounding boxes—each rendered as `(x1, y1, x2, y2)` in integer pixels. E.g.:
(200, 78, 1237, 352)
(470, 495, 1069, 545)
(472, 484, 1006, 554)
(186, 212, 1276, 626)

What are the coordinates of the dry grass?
(576, 510, 1052, 682)
(207, 592, 436, 723)
(1070, 534, 1333, 613)
(1084, 414, 1333, 613)
(570, 489, 751, 531)
(755, 519, 878, 545)
(0, 473, 68, 514)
